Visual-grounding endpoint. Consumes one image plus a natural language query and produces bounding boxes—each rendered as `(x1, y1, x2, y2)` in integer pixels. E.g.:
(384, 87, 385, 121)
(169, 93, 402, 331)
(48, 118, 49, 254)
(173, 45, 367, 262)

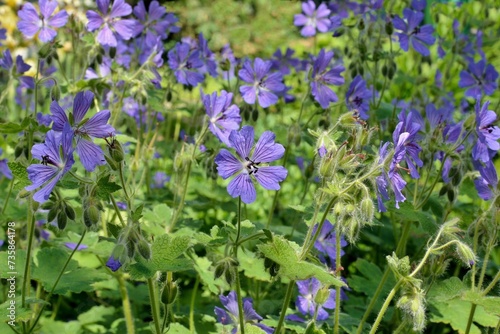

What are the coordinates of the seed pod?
(51, 84, 60, 101)
(214, 263, 226, 279)
(57, 211, 67, 230)
(224, 268, 235, 285)
(65, 204, 76, 220)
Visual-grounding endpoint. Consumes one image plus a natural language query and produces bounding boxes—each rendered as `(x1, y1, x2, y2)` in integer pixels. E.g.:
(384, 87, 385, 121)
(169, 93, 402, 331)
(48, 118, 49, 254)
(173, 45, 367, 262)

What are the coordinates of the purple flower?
(310, 49, 345, 109)
(133, 0, 179, 40)
(345, 75, 372, 120)
(289, 278, 337, 322)
(270, 48, 300, 75)
(65, 242, 88, 251)
(0, 50, 35, 89)
(51, 91, 115, 171)
(459, 59, 499, 98)
(0, 26, 5, 45)
(472, 100, 500, 163)
(122, 97, 164, 125)
(294, 1, 331, 37)
(214, 291, 273, 334)
(168, 42, 204, 87)
(411, 0, 426, 11)
(106, 255, 122, 271)
(425, 103, 452, 130)
(313, 220, 348, 266)
(18, 0, 68, 42)
(86, 0, 137, 47)
(202, 90, 241, 146)
(238, 58, 285, 108)
(26, 124, 75, 203)
(473, 159, 497, 200)
(0, 149, 12, 179)
(393, 8, 435, 56)
(215, 126, 287, 204)
(197, 33, 218, 77)
(220, 44, 239, 81)
(392, 111, 423, 179)
(151, 172, 170, 189)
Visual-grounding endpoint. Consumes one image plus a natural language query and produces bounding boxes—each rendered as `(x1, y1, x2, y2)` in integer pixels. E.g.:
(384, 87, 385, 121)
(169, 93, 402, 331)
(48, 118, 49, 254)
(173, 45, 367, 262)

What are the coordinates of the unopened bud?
(137, 239, 151, 260)
(84, 205, 100, 227)
(108, 138, 124, 163)
(161, 282, 179, 305)
(38, 43, 53, 58)
(358, 18, 365, 30)
(214, 263, 225, 279)
(41, 201, 55, 211)
(57, 211, 67, 230)
(224, 268, 235, 285)
(19, 189, 31, 199)
(104, 154, 119, 170)
(50, 84, 60, 101)
(109, 47, 117, 59)
(314, 286, 331, 306)
(385, 20, 393, 35)
(65, 204, 76, 220)
(47, 207, 58, 222)
(456, 242, 476, 267)
(360, 198, 374, 223)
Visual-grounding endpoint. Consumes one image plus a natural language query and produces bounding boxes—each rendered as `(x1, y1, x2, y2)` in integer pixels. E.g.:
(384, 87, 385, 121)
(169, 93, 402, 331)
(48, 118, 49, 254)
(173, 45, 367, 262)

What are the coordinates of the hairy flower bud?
(314, 286, 331, 306)
(137, 239, 151, 260)
(50, 84, 60, 101)
(107, 137, 124, 163)
(456, 242, 476, 267)
(65, 204, 76, 220)
(161, 281, 179, 305)
(84, 205, 100, 228)
(57, 211, 67, 230)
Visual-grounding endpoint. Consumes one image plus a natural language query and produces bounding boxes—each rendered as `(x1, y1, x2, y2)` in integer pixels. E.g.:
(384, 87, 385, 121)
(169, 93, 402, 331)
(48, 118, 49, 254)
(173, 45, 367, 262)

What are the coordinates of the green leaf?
(238, 249, 271, 282)
(244, 324, 268, 334)
(462, 292, 500, 317)
(0, 250, 28, 279)
(131, 204, 144, 222)
(389, 201, 436, 231)
(192, 253, 229, 294)
(8, 162, 31, 191)
(77, 305, 116, 325)
(429, 298, 498, 333)
(32, 248, 107, 294)
(0, 297, 46, 323)
(142, 204, 172, 233)
(258, 236, 345, 287)
(428, 277, 466, 302)
(129, 234, 192, 279)
(95, 174, 121, 200)
(0, 122, 27, 133)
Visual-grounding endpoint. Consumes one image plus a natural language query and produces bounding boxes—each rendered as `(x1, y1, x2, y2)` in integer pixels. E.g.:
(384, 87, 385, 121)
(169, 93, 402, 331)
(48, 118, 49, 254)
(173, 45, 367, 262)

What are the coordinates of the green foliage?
(32, 247, 108, 294)
(129, 233, 192, 279)
(258, 235, 345, 287)
(7, 161, 30, 191)
(95, 174, 122, 200)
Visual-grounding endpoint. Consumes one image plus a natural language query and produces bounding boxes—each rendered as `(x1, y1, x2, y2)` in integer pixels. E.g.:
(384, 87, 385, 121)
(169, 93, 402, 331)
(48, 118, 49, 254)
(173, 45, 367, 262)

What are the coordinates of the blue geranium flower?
(215, 126, 288, 204)
(393, 8, 435, 56)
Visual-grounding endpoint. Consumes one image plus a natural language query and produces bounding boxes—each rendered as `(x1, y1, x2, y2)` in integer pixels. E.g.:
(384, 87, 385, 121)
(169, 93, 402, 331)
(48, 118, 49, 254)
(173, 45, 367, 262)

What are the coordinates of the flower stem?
(189, 277, 200, 333)
(233, 197, 245, 334)
(117, 274, 135, 334)
(368, 279, 404, 334)
(1, 178, 14, 214)
(274, 281, 295, 334)
(22, 197, 35, 309)
(147, 278, 162, 334)
(333, 228, 342, 334)
(28, 230, 87, 333)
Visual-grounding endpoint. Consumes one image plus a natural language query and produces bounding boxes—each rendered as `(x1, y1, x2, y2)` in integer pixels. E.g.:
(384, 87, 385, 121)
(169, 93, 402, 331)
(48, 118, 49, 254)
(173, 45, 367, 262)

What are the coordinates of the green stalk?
(28, 230, 87, 333)
(189, 277, 200, 333)
(355, 221, 413, 334)
(233, 197, 245, 334)
(117, 274, 135, 334)
(369, 279, 404, 334)
(274, 282, 295, 334)
(169, 124, 209, 231)
(333, 228, 342, 334)
(21, 198, 35, 309)
(2, 178, 14, 215)
(147, 278, 162, 334)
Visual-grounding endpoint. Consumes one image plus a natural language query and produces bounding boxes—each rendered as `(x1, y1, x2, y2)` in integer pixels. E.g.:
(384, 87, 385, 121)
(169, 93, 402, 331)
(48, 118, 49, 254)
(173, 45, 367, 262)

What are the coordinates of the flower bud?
(65, 204, 76, 220)
(314, 286, 331, 306)
(84, 205, 100, 228)
(104, 154, 119, 170)
(137, 239, 152, 260)
(385, 20, 393, 35)
(107, 138, 124, 163)
(18, 189, 31, 199)
(214, 263, 226, 279)
(57, 211, 67, 230)
(50, 84, 60, 101)
(358, 18, 365, 30)
(41, 201, 55, 211)
(288, 124, 301, 147)
(47, 206, 58, 222)
(456, 242, 476, 267)
(360, 197, 374, 223)
(224, 268, 235, 285)
(38, 43, 53, 59)
(447, 188, 455, 202)
(161, 282, 179, 305)
(109, 47, 117, 59)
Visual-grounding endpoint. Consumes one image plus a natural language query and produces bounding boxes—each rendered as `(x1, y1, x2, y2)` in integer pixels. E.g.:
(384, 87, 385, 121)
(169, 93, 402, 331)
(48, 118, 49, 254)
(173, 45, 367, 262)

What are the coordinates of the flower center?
(411, 26, 421, 35)
(244, 157, 260, 175)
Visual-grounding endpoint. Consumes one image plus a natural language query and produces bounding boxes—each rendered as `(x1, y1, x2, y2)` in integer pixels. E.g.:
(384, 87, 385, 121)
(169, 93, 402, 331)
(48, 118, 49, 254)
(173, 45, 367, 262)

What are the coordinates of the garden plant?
(0, 0, 499, 333)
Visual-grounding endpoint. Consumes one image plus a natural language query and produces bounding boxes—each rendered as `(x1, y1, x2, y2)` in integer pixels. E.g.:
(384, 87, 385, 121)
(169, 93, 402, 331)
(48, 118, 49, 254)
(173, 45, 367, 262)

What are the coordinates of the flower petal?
(227, 173, 256, 204)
